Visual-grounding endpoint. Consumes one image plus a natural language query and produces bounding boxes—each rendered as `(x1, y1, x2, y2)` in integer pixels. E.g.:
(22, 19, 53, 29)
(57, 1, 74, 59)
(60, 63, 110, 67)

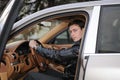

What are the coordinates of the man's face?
(69, 24, 83, 42)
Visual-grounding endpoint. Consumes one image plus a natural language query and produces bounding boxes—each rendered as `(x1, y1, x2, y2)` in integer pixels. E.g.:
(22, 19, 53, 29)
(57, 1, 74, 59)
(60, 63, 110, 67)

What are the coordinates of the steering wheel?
(30, 40, 47, 72)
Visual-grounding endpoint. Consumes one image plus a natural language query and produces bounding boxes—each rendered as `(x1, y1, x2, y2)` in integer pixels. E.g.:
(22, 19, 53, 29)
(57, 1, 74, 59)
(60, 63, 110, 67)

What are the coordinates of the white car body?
(0, 0, 120, 80)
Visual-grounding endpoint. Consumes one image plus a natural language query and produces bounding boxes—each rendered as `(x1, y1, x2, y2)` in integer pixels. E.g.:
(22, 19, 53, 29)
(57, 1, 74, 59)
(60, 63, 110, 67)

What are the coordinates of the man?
(24, 19, 85, 80)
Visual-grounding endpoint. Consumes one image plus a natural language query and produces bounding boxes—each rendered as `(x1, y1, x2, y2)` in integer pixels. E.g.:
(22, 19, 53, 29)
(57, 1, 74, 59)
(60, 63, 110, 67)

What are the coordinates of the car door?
(0, 0, 23, 61)
(0, 1, 93, 79)
(0, 0, 23, 80)
(7, 8, 90, 80)
(83, 3, 120, 80)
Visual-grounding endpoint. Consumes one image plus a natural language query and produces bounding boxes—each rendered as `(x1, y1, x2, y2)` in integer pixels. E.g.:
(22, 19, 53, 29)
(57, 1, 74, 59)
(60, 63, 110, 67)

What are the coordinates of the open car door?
(0, 0, 23, 79)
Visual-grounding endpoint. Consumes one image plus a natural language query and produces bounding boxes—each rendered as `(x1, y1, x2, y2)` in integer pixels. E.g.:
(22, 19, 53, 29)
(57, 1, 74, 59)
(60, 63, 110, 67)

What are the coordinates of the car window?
(53, 30, 73, 44)
(8, 19, 74, 44)
(96, 5, 120, 53)
(8, 13, 87, 44)
(8, 20, 60, 43)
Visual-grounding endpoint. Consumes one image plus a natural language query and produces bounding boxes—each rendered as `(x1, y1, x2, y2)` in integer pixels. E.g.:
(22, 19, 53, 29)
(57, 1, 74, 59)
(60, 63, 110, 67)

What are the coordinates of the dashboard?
(2, 40, 35, 79)
(1, 40, 66, 79)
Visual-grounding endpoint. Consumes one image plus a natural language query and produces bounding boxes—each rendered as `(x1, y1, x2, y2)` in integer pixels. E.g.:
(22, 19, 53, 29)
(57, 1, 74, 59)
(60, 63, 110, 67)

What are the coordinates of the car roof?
(13, 0, 120, 29)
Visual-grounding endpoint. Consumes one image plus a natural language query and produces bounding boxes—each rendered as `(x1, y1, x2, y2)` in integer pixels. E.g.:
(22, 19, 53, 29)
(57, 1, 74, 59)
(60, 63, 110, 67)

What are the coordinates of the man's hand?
(29, 40, 38, 49)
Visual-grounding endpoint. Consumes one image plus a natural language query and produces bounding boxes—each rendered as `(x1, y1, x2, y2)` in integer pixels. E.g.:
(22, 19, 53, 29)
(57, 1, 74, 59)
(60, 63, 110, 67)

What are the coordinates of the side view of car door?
(79, 3, 120, 80)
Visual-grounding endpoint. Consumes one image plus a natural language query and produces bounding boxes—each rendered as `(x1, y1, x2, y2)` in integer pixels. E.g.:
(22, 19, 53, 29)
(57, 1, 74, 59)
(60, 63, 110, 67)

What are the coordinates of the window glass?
(8, 14, 86, 45)
(8, 20, 60, 43)
(97, 5, 120, 53)
(54, 30, 73, 44)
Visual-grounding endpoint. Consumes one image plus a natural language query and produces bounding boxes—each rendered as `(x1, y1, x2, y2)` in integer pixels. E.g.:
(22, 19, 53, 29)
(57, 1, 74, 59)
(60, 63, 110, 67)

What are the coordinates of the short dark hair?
(68, 19, 85, 29)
